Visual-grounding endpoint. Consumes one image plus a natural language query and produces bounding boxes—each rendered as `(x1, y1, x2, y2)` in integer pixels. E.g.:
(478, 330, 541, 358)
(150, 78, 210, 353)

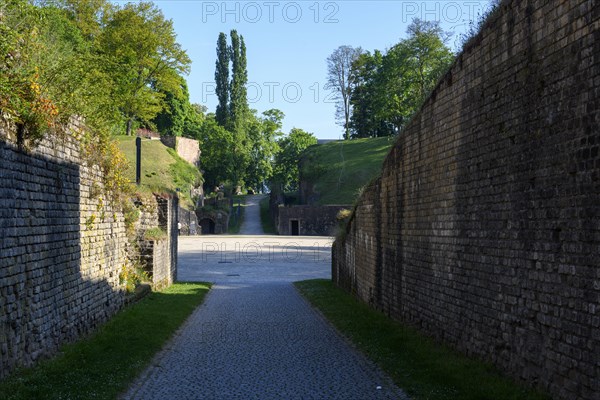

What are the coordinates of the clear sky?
(119, 1, 493, 139)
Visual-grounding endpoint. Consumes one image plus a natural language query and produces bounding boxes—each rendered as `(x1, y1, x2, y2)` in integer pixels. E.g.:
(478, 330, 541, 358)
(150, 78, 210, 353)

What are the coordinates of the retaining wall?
(333, 1, 599, 399)
(0, 130, 178, 378)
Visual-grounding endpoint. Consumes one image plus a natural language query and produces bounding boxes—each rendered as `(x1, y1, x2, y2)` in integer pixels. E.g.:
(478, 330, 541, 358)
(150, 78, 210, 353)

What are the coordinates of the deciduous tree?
(273, 128, 317, 191)
(99, 1, 190, 135)
(325, 45, 362, 140)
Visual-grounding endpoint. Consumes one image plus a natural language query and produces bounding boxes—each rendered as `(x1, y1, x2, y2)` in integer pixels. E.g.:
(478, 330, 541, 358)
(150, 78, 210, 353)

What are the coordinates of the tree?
(325, 45, 362, 140)
(153, 76, 189, 136)
(59, 0, 113, 41)
(99, 1, 191, 135)
(214, 32, 229, 128)
(273, 128, 318, 191)
(197, 117, 236, 189)
(183, 103, 206, 139)
(377, 19, 454, 133)
(245, 109, 284, 192)
(228, 30, 248, 134)
(348, 50, 395, 138)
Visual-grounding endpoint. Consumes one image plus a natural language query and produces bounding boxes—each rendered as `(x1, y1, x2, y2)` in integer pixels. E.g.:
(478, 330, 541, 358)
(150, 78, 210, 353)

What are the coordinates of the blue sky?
(122, 1, 493, 139)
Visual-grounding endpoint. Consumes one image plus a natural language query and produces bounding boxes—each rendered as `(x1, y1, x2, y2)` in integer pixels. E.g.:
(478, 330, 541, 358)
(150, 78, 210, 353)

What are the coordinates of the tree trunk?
(126, 119, 132, 136)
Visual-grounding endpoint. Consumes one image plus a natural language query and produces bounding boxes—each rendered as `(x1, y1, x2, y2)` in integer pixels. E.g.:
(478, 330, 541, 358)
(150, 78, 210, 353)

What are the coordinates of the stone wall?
(0, 136, 128, 378)
(0, 131, 178, 378)
(138, 195, 178, 289)
(333, 1, 599, 399)
(156, 195, 178, 285)
(277, 205, 349, 236)
(140, 239, 170, 289)
(178, 207, 199, 235)
(160, 136, 200, 166)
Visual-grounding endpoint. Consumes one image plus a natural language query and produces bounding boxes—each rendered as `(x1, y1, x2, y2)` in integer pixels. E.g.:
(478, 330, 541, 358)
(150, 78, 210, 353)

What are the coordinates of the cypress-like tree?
(229, 30, 248, 134)
(215, 32, 229, 127)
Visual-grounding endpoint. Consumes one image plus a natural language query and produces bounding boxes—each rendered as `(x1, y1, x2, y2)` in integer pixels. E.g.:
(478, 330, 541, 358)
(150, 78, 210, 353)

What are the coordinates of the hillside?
(116, 136, 202, 209)
(299, 137, 394, 205)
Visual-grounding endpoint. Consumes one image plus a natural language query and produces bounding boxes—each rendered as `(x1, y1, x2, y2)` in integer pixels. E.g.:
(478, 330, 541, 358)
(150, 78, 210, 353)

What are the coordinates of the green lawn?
(300, 137, 393, 205)
(0, 282, 211, 400)
(115, 136, 202, 209)
(295, 279, 550, 400)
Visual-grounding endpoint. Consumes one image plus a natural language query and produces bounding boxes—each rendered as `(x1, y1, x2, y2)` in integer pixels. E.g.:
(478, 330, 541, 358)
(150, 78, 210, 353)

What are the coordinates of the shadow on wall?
(0, 141, 126, 379)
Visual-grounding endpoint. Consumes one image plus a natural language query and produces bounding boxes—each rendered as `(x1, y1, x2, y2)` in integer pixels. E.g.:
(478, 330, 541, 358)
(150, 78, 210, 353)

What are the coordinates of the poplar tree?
(214, 32, 229, 128)
(229, 30, 248, 134)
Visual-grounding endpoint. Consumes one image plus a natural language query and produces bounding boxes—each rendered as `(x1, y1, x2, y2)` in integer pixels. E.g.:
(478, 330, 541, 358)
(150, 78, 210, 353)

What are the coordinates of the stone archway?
(199, 218, 216, 234)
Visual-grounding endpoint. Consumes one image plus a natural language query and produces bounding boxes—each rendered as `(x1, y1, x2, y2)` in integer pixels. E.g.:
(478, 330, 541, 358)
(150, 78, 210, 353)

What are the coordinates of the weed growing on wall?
(458, 0, 502, 50)
(119, 262, 149, 293)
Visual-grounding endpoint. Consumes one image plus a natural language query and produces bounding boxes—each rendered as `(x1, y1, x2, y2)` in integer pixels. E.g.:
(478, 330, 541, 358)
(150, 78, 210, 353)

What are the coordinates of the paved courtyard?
(122, 196, 407, 399)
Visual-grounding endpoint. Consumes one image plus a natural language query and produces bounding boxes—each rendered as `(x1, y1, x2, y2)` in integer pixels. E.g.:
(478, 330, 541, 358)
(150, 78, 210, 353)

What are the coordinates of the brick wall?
(0, 131, 179, 378)
(333, 1, 599, 399)
(0, 136, 129, 378)
(277, 205, 350, 236)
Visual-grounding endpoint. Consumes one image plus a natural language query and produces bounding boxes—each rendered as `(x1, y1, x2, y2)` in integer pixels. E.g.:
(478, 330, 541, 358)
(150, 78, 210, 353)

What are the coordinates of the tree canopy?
(329, 19, 454, 139)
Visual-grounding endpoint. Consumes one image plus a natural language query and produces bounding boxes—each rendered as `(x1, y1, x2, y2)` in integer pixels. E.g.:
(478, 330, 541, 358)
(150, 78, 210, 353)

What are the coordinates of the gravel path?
(238, 194, 266, 235)
(121, 221, 407, 399)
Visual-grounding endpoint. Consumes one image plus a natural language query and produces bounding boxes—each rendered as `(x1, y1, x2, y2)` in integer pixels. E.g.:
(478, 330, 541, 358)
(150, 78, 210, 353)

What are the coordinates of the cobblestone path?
(122, 211, 407, 400)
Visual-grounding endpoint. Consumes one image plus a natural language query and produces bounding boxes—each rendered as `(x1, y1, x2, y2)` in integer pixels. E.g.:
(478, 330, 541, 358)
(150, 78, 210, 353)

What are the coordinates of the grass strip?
(228, 195, 247, 233)
(0, 282, 211, 400)
(295, 279, 550, 400)
(259, 196, 276, 234)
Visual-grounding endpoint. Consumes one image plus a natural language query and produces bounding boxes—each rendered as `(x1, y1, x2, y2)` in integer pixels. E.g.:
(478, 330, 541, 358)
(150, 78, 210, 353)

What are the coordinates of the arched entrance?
(199, 218, 216, 234)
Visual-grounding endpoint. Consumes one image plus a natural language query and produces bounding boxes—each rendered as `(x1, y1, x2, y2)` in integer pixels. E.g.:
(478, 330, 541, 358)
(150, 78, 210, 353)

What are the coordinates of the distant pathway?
(121, 201, 407, 399)
(238, 194, 266, 235)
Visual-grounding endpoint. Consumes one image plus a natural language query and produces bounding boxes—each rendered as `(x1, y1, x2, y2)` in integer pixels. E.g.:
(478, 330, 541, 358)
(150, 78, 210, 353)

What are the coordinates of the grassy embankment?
(300, 137, 394, 205)
(116, 136, 202, 209)
(0, 282, 211, 400)
(295, 280, 550, 400)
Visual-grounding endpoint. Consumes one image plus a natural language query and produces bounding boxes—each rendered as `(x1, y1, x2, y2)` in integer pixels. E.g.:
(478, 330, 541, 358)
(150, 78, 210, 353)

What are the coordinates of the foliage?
(338, 19, 454, 139)
(0, 282, 211, 400)
(98, 1, 191, 136)
(348, 50, 395, 138)
(143, 227, 167, 241)
(380, 19, 454, 132)
(118, 262, 149, 293)
(0, 0, 83, 146)
(0, 0, 195, 214)
(228, 30, 248, 134)
(272, 127, 317, 191)
(295, 280, 551, 400)
(214, 32, 229, 128)
(152, 76, 189, 137)
(196, 117, 238, 190)
(245, 109, 284, 191)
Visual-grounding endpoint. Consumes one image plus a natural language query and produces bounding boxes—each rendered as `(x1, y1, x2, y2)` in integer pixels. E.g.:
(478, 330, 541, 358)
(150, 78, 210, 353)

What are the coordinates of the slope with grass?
(299, 137, 394, 205)
(116, 136, 202, 209)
